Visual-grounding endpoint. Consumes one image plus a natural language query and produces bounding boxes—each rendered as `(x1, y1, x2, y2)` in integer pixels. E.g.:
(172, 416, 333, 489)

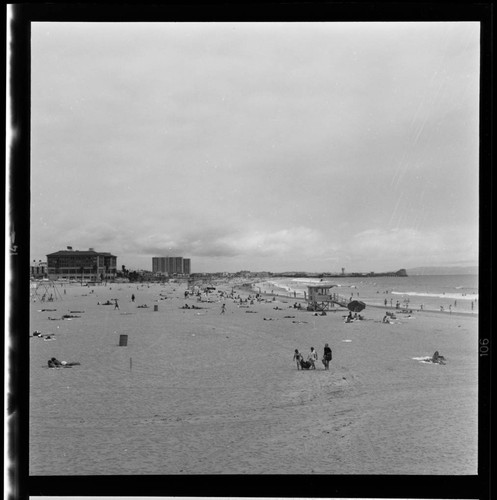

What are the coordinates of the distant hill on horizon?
(407, 266, 478, 275)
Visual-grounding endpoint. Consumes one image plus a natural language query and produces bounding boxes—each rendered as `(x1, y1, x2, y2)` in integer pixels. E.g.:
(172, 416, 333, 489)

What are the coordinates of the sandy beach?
(29, 279, 478, 475)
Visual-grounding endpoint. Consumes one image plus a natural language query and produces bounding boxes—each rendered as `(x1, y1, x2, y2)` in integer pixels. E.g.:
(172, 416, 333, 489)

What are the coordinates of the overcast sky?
(30, 22, 480, 273)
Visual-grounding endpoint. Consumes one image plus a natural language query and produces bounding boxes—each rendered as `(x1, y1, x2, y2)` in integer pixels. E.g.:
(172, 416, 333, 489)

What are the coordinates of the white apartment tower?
(152, 256, 191, 275)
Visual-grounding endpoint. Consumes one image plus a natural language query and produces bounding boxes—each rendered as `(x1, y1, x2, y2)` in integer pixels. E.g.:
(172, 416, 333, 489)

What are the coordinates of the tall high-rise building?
(183, 258, 191, 274)
(152, 256, 191, 275)
(152, 257, 165, 274)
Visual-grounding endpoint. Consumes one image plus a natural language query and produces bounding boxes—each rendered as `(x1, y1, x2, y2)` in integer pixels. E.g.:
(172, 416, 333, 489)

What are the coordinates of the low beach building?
(47, 247, 117, 281)
(30, 260, 47, 279)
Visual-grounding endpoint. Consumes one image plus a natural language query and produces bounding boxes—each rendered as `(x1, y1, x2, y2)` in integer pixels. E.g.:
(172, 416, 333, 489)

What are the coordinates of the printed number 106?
(479, 338, 489, 357)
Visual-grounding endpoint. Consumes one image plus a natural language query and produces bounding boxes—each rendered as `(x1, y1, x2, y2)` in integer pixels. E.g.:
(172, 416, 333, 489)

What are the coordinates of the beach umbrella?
(348, 300, 366, 312)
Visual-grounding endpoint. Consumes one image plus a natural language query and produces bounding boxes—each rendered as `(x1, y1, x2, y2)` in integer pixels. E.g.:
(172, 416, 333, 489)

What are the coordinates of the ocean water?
(253, 275, 478, 313)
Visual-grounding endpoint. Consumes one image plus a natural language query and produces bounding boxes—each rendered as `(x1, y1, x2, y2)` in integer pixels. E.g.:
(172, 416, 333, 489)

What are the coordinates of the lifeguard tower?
(306, 284, 349, 311)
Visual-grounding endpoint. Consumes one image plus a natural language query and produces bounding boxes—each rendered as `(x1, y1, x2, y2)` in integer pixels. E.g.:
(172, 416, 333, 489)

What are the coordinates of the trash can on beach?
(119, 334, 128, 346)
(154, 305, 158, 312)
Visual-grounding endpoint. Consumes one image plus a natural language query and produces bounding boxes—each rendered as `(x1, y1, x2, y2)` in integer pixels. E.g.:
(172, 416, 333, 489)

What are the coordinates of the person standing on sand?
(114, 299, 119, 310)
(293, 349, 303, 369)
(322, 343, 332, 370)
(131, 294, 135, 302)
(307, 347, 318, 369)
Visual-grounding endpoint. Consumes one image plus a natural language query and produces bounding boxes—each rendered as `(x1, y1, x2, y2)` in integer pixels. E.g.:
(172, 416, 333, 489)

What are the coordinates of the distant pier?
(273, 269, 408, 279)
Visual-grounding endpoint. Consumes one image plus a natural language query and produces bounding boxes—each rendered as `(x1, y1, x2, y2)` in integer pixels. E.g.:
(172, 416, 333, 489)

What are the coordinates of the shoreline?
(231, 280, 478, 317)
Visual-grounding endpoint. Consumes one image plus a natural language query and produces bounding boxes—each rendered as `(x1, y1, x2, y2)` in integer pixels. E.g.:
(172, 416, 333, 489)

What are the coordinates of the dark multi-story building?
(152, 256, 191, 276)
(47, 247, 117, 281)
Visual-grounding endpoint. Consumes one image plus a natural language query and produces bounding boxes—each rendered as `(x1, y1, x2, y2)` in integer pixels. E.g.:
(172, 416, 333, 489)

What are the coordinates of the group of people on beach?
(345, 311, 364, 323)
(293, 344, 332, 370)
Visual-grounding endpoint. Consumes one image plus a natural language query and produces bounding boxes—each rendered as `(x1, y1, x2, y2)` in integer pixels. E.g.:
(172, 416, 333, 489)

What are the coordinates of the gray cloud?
(30, 22, 480, 272)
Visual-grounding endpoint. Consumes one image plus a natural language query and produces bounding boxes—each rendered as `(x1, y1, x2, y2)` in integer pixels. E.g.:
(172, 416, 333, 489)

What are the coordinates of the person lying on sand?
(48, 357, 81, 368)
(431, 351, 446, 364)
(48, 357, 62, 367)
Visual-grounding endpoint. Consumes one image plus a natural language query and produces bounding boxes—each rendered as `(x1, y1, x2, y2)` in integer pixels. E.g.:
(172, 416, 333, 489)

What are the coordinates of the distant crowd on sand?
(382, 296, 477, 314)
(34, 282, 448, 373)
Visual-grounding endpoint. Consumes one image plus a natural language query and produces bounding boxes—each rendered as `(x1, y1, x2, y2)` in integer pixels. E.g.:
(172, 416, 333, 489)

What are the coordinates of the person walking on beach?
(114, 299, 120, 310)
(220, 303, 226, 314)
(384, 298, 387, 306)
(293, 349, 303, 370)
(322, 343, 332, 370)
(307, 347, 318, 369)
